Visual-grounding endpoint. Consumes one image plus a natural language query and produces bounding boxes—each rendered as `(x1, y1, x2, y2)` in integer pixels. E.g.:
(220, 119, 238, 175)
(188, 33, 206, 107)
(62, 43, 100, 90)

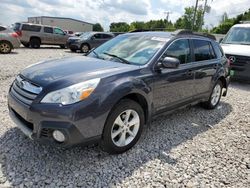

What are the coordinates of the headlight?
(41, 78, 100, 105)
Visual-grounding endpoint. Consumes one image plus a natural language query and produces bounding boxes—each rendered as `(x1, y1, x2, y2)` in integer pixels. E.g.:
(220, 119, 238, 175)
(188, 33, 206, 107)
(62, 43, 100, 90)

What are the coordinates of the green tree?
(174, 6, 204, 31)
(110, 22, 130, 32)
(93, 23, 104, 31)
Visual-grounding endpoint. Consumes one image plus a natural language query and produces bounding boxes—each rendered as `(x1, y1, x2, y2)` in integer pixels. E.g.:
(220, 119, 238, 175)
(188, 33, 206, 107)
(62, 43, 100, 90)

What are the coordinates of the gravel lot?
(0, 47, 249, 188)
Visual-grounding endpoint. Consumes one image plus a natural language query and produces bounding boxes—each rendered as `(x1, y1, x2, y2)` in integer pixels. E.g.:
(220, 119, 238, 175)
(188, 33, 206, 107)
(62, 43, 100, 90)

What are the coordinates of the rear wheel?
(202, 80, 222, 109)
(80, 44, 89, 53)
(0, 41, 12, 54)
(100, 99, 145, 154)
(30, 38, 40, 48)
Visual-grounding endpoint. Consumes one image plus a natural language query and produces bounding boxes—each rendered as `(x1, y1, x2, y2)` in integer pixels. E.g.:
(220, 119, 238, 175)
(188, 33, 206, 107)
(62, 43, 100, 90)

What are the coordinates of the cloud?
(0, 0, 249, 30)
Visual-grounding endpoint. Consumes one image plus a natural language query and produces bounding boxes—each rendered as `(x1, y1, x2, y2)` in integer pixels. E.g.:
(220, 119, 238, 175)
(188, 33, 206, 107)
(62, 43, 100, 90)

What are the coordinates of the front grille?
(226, 54, 250, 67)
(10, 75, 42, 106)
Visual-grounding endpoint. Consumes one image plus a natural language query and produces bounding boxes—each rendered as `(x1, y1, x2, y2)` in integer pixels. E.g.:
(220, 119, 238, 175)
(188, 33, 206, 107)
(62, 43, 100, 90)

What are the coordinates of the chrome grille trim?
(16, 75, 42, 94)
(10, 75, 42, 106)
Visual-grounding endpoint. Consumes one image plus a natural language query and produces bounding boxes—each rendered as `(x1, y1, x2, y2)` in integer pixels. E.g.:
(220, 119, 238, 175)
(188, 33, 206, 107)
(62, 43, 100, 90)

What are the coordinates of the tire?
(202, 80, 223, 109)
(0, 41, 12, 54)
(60, 44, 66, 49)
(100, 99, 145, 154)
(30, 38, 40, 48)
(80, 44, 90, 53)
(22, 42, 30, 48)
(70, 48, 77, 52)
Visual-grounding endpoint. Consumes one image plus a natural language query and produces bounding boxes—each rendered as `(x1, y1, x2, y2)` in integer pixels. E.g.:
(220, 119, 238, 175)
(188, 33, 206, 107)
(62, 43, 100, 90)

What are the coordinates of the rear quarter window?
(22, 24, 41, 32)
(213, 43, 224, 58)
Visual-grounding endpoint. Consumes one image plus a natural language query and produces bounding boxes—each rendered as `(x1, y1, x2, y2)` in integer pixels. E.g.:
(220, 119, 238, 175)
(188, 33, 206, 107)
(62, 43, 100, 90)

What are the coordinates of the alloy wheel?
(0, 43, 11, 53)
(211, 83, 221, 106)
(111, 109, 140, 147)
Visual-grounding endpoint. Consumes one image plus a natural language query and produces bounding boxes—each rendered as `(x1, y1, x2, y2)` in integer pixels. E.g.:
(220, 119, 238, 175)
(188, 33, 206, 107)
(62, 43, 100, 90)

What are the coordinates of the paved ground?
(0, 47, 249, 188)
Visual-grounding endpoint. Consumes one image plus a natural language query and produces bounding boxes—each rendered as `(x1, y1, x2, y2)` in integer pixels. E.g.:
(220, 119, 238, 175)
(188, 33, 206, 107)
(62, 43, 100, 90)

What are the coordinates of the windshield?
(87, 34, 167, 65)
(80, 32, 92, 39)
(222, 27, 250, 45)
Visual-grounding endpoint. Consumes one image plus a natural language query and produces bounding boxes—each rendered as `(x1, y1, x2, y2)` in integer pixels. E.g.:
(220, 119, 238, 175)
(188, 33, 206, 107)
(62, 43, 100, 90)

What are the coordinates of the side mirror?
(161, 57, 180, 69)
(219, 38, 223, 43)
(91, 36, 95, 40)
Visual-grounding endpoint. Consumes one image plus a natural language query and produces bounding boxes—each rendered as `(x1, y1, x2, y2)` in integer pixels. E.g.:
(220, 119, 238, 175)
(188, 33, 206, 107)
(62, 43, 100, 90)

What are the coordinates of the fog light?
(52, 130, 65, 142)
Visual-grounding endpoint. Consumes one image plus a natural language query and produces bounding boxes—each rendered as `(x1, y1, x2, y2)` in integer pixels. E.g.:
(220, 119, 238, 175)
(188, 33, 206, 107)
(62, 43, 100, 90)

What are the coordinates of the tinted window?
(44, 27, 53, 33)
(102, 34, 113, 39)
(22, 24, 41, 32)
(164, 39, 191, 64)
(193, 40, 216, 61)
(54, 28, 65, 35)
(13, 23, 21, 31)
(0, 26, 6, 31)
(94, 34, 102, 39)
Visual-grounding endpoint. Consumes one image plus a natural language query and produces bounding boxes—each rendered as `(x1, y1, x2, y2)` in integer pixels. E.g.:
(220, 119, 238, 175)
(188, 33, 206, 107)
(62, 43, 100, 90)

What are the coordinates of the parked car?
(66, 32, 114, 53)
(13, 22, 70, 48)
(0, 25, 21, 54)
(220, 22, 250, 82)
(8, 31, 230, 154)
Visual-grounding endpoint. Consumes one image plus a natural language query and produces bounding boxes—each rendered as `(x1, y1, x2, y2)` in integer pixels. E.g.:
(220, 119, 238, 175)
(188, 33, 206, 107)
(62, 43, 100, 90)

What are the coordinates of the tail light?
(11, 33, 19, 38)
(15, 31, 22, 37)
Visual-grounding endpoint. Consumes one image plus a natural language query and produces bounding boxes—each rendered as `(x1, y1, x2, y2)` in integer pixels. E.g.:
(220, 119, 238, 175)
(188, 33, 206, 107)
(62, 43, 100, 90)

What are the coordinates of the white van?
(220, 22, 250, 82)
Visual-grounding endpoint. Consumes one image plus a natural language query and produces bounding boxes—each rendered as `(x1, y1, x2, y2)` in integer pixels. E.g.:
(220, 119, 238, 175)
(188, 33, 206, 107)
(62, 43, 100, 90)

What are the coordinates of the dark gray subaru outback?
(8, 31, 230, 154)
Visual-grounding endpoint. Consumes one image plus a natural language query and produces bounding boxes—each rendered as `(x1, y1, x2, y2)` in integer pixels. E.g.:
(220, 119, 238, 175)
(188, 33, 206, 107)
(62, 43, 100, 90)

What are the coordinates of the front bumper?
(66, 41, 81, 50)
(8, 90, 105, 147)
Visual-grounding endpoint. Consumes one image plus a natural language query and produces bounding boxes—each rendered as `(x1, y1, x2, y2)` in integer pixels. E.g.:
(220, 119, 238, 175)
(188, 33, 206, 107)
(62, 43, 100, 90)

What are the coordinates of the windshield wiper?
(103, 52, 130, 64)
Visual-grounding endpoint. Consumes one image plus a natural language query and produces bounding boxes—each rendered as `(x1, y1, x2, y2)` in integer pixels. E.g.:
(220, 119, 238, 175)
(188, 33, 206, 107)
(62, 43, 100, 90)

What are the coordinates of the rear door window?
(193, 39, 216, 61)
(44, 27, 53, 33)
(22, 24, 41, 32)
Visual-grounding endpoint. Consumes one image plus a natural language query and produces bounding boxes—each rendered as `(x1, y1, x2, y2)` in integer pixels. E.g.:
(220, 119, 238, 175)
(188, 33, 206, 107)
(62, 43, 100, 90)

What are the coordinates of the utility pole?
(164, 11, 172, 23)
(192, 0, 199, 31)
(201, 0, 208, 30)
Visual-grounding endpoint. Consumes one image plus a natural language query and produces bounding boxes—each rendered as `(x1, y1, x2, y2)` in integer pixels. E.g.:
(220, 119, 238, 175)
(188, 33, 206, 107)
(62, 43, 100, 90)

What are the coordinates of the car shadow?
(0, 102, 233, 187)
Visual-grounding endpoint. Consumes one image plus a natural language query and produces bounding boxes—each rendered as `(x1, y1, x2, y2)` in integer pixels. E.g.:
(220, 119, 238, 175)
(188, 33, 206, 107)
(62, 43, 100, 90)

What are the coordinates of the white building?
(28, 16, 93, 32)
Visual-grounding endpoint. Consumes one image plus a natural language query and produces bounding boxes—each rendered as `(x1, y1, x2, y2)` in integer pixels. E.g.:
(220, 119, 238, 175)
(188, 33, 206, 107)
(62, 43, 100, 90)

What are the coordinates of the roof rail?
(173, 29, 216, 40)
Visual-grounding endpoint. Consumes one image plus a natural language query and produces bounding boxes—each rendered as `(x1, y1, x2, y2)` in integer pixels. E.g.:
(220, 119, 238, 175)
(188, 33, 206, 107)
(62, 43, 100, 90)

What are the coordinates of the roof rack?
(173, 29, 216, 40)
(240, 21, 250, 24)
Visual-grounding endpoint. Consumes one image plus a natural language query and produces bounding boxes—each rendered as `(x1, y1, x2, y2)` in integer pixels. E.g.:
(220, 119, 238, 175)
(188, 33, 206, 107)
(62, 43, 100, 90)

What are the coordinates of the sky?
(0, 0, 249, 30)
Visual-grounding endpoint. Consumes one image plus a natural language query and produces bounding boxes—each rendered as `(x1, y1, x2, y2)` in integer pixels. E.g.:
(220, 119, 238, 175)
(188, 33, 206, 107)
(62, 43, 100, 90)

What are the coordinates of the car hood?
(68, 37, 80, 41)
(221, 43, 250, 56)
(21, 56, 138, 87)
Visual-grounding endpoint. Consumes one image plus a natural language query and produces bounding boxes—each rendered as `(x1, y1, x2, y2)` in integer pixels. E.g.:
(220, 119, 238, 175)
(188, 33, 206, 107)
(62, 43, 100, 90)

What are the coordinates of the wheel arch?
(29, 36, 41, 43)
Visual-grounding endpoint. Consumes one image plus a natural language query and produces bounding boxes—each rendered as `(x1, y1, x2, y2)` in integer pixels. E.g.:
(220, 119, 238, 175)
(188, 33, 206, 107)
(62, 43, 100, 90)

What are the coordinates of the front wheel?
(202, 80, 222, 109)
(100, 99, 145, 154)
(80, 44, 89, 53)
